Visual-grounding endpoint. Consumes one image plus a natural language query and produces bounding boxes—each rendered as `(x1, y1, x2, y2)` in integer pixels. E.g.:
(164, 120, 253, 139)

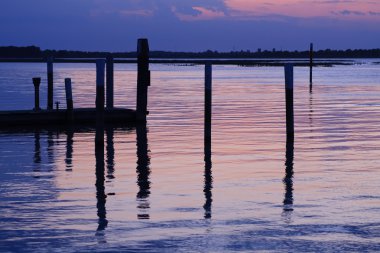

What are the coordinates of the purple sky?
(1, 0, 379, 51)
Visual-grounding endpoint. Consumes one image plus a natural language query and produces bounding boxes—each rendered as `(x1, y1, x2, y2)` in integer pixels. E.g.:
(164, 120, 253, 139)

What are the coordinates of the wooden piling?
(204, 63, 212, 148)
(309, 43, 313, 91)
(285, 64, 294, 139)
(136, 38, 150, 122)
(47, 57, 54, 110)
(32, 77, 41, 111)
(96, 59, 105, 145)
(65, 78, 74, 121)
(106, 55, 114, 109)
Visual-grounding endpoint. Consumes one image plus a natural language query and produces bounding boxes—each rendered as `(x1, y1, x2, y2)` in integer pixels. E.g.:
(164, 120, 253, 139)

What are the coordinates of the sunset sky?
(1, 0, 379, 51)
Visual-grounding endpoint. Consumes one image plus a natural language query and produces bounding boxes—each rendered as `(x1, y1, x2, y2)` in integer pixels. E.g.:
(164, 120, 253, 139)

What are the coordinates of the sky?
(0, 0, 379, 52)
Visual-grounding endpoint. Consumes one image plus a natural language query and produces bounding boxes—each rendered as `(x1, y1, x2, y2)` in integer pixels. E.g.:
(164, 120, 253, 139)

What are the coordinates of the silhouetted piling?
(65, 78, 74, 121)
(47, 57, 54, 110)
(136, 39, 150, 122)
(32, 77, 41, 111)
(204, 63, 212, 148)
(106, 55, 114, 109)
(309, 43, 313, 91)
(285, 64, 294, 139)
(96, 59, 105, 145)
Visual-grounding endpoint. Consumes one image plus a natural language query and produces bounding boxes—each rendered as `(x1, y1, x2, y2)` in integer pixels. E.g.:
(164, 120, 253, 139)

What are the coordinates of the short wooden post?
(204, 63, 212, 149)
(47, 57, 54, 110)
(309, 43, 313, 91)
(96, 59, 105, 145)
(106, 54, 114, 109)
(285, 64, 294, 139)
(65, 78, 74, 121)
(136, 38, 150, 122)
(32, 77, 41, 111)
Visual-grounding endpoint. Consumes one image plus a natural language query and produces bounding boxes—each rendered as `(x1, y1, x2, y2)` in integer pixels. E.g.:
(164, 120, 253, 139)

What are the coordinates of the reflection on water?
(136, 124, 151, 220)
(106, 127, 115, 180)
(33, 131, 41, 165)
(1, 62, 380, 252)
(283, 136, 294, 212)
(65, 129, 74, 171)
(95, 127, 108, 232)
(203, 138, 213, 219)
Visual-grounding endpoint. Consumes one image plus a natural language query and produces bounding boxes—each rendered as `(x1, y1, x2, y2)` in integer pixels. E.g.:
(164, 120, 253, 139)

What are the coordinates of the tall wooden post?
(204, 63, 212, 149)
(285, 64, 294, 140)
(136, 39, 150, 122)
(309, 43, 313, 92)
(47, 57, 54, 110)
(32, 77, 41, 111)
(65, 78, 74, 121)
(106, 54, 114, 109)
(96, 59, 105, 145)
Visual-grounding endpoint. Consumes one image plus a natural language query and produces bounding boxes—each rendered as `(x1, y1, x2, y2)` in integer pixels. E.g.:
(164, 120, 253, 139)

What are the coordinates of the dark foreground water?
(0, 61, 380, 252)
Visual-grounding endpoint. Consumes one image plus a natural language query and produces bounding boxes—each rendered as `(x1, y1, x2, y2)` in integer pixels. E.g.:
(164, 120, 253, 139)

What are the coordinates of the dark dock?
(0, 108, 136, 127)
(0, 39, 150, 128)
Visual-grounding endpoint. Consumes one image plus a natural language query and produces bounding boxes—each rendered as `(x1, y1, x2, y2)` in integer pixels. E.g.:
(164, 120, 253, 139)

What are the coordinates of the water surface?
(0, 61, 380, 252)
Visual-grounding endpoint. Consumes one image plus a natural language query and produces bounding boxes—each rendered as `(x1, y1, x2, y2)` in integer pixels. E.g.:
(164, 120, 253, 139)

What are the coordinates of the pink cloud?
(119, 9, 154, 17)
(173, 6, 225, 21)
(224, 0, 380, 20)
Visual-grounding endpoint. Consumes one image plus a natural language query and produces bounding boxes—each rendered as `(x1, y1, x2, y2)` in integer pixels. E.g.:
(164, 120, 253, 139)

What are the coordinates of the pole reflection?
(136, 124, 151, 220)
(95, 127, 108, 232)
(203, 140, 213, 219)
(309, 92, 314, 131)
(34, 131, 41, 165)
(65, 129, 74, 171)
(106, 127, 115, 180)
(47, 131, 54, 167)
(283, 135, 294, 213)
(33, 131, 41, 177)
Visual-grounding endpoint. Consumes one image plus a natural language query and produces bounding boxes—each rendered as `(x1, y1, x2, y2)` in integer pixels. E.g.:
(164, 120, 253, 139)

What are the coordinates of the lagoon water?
(0, 61, 380, 252)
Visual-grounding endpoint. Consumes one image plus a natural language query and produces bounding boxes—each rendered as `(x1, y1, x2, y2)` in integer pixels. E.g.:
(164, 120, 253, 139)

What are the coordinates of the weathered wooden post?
(65, 78, 74, 121)
(32, 77, 41, 111)
(204, 63, 212, 149)
(47, 57, 54, 110)
(96, 59, 105, 145)
(106, 54, 114, 109)
(136, 38, 150, 122)
(285, 64, 294, 140)
(309, 43, 313, 91)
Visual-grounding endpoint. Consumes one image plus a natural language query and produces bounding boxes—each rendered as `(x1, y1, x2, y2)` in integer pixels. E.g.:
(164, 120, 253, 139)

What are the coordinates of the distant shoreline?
(1, 46, 380, 61)
(0, 58, 363, 67)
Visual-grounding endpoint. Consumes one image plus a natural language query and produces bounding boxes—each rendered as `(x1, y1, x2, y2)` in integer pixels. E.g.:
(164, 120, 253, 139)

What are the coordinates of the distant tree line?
(1, 46, 380, 59)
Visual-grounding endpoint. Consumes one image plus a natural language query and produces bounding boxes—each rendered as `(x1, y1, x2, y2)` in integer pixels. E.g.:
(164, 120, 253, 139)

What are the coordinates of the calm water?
(0, 61, 380, 252)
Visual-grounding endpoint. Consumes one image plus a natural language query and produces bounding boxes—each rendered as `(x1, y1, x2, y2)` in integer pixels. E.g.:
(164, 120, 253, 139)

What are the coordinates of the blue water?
(0, 61, 380, 252)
